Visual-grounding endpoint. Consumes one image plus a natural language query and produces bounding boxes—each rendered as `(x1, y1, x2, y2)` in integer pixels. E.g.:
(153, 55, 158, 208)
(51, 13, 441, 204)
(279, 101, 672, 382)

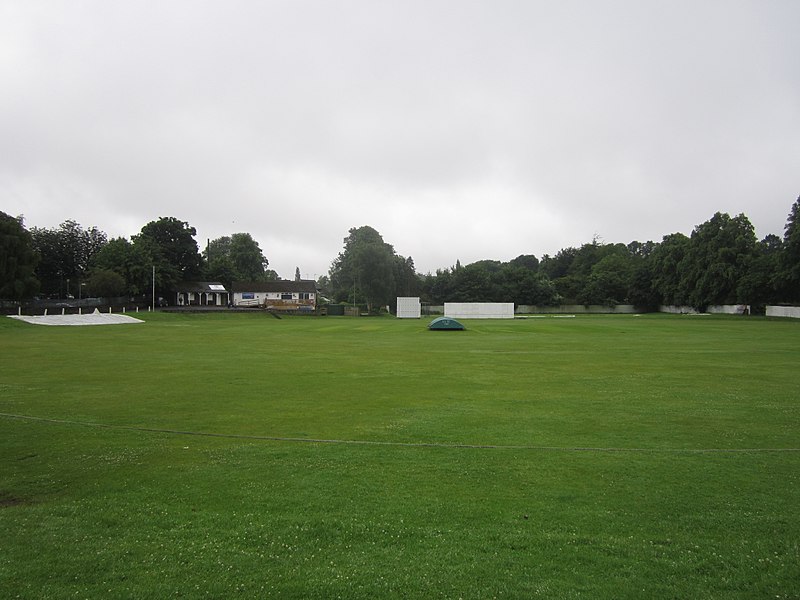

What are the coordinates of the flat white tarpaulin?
(8, 310, 144, 326)
(444, 302, 514, 319)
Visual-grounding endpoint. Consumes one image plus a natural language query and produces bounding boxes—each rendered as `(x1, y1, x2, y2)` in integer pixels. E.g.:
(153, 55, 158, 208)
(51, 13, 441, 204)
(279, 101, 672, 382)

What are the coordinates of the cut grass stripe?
(2, 411, 797, 453)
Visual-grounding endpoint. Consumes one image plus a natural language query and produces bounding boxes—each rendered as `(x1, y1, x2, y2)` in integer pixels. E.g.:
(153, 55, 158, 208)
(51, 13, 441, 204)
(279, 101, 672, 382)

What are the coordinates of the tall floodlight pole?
(152, 265, 156, 311)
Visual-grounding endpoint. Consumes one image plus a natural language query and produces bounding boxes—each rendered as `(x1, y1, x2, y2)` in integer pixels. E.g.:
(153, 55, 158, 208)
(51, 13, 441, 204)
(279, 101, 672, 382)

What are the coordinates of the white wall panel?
(396, 297, 421, 318)
(767, 306, 800, 318)
(444, 302, 514, 319)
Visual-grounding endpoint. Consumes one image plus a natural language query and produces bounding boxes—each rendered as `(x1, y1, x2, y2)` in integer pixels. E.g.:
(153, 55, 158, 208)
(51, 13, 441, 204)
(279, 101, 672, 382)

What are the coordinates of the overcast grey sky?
(2, 1, 798, 279)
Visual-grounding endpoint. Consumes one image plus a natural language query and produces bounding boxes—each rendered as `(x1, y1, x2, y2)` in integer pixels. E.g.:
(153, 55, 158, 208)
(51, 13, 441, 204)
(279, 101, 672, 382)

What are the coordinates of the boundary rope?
(1, 412, 798, 453)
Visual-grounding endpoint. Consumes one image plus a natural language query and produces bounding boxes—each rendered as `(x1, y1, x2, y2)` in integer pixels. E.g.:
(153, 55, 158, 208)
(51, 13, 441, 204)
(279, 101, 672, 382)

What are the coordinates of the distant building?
(231, 280, 317, 312)
(172, 282, 229, 307)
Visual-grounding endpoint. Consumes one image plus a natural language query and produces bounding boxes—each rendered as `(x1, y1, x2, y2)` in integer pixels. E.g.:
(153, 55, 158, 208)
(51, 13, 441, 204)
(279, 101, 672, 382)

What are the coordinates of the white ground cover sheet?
(9, 309, 144, 326)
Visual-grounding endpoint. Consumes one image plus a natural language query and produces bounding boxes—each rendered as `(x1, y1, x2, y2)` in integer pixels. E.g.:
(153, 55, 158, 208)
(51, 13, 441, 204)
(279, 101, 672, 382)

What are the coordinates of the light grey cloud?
(2, 0, 798, 278)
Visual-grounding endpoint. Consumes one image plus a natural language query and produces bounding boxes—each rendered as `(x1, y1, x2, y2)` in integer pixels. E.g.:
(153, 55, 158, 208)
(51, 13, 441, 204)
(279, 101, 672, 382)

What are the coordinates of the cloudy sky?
(2, 1, 798, 279)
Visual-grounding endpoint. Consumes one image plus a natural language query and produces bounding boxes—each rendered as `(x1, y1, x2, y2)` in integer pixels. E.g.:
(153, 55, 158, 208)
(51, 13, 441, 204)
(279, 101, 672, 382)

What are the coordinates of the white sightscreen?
(444, 302, 514, 319)
(396, 297, 421, 318)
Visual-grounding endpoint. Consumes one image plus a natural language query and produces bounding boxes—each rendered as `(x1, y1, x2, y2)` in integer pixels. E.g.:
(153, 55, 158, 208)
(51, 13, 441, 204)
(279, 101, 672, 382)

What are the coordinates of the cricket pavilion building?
(231, 280, 318, 313)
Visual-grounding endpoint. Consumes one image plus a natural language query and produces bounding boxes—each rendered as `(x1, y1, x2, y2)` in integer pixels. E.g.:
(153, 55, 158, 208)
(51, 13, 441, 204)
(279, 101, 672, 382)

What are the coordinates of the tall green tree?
(133, 217, 202, 290)
(649, 233, 690, 306)
(680, 212, 757, 309)
(499, 265, 560, 306)
(421, 268, 454, 304)
(508, 254, 540, 271)
(540, 247, 577, 280)
(779, 195, 800, 301)
(230, 233, 269, 280)
(91, 237, 135, 292)
(737, 234, 783, 308)
(625, 240, 659, 307)
(627, 260, 659, 308)
(329, 226, 397, 310)
(205, 233, 271, 287)
(449, 262, 493, 302)
(578, 245, 635, 305)
(30, 220, 107, 296)
(0, 212, 39, 300)
(90, 236, 158, 296)
(28, 226, 60, 295)
(569, 240, 606, 279)
(393, 255, 419, 299)
(542, 241, 626, 304)
(85, 268, 127, 298)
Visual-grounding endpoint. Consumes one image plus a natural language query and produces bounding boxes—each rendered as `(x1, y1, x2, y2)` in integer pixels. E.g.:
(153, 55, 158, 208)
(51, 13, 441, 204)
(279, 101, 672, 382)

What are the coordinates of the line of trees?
(3, 195, 799, 310)
(533, 205, 800, 310)
(323, 197, 800, 312)
(0, 215, 275, 302)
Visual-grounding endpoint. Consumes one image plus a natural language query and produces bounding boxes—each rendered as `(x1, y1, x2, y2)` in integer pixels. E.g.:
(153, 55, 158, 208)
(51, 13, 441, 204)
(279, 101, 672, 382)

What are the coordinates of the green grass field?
(1, 312, 798, 598)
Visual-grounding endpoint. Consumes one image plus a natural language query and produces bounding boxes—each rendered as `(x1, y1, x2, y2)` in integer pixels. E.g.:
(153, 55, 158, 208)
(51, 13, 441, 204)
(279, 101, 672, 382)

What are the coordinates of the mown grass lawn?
(1, 312, 798, 598)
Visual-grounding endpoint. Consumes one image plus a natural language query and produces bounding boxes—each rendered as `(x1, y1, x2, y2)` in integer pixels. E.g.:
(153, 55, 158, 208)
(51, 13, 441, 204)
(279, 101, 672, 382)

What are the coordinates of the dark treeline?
(0, 215, 275, 302)
(326, 197, 800, 312)
(2, 196, 799, 311)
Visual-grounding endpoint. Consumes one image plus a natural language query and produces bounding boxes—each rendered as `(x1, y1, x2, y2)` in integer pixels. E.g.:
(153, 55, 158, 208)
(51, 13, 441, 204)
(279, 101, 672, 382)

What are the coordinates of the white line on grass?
(2, 412, 798, 454)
